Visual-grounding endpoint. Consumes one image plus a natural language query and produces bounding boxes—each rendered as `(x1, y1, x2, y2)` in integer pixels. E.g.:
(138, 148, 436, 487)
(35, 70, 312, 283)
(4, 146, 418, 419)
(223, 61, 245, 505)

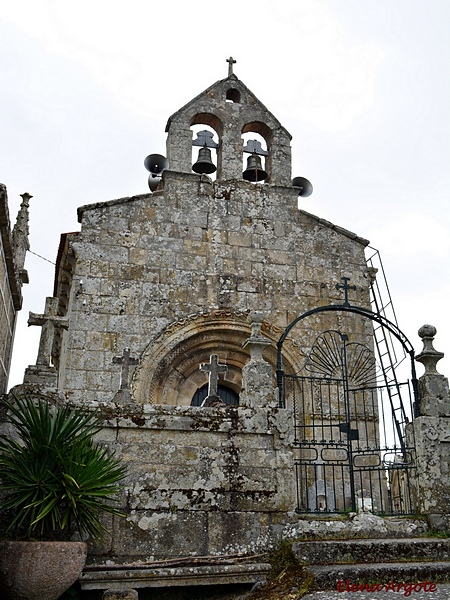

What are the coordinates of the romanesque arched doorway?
(131, 309, 301, 406)
(276, 291, 418, 516)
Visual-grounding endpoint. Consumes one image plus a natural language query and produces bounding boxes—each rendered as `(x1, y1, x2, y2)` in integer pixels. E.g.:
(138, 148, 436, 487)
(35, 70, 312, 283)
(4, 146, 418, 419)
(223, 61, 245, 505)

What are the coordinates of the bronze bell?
(243, 154, 267, 182)
(192, 147, 217, 174)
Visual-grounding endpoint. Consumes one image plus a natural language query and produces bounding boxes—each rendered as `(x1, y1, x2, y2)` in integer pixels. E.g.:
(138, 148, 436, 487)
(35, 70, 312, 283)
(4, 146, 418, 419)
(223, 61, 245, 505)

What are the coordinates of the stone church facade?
(39, 71, 373, 407)
(16, 67, 450, 571)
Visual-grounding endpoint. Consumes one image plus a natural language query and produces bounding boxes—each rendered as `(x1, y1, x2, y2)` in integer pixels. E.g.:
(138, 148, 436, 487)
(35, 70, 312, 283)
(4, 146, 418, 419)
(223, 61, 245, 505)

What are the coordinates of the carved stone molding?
(131, 310, 302, 405)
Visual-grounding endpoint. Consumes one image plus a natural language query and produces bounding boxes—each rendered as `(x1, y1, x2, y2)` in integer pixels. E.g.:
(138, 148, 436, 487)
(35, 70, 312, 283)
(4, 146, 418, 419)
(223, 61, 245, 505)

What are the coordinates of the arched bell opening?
(225, 88, 241, 103)
(190, 113, 223, 180)
(241, 122, 272, 183)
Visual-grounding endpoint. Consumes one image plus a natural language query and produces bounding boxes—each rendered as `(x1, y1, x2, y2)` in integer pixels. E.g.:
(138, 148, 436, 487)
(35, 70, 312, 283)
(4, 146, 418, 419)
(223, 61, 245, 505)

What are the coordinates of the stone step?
(293, 537, 450, 565)
(80, 562, 271, 591)
(307, 561, 450, 591)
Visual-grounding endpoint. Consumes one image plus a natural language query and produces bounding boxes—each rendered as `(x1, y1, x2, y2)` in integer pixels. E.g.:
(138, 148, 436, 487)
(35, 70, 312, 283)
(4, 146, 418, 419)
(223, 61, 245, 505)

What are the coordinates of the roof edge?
(53, 232, 79, 298)
(298, 208, 370, 246)
(77, 192, 152, 222)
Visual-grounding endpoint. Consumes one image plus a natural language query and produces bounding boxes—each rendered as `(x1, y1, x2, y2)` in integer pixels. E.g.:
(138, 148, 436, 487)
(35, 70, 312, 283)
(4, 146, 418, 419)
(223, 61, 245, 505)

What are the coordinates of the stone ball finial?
(418, 324, 437, 339)
(416, 324, 444, 376)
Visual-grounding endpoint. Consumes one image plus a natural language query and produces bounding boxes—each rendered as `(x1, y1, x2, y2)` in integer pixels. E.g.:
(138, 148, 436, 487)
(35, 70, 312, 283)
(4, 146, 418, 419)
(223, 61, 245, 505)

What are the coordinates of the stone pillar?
(240, 312, 277, 409)
(409, 325, 450, 530)
(11, 192, 31, 284)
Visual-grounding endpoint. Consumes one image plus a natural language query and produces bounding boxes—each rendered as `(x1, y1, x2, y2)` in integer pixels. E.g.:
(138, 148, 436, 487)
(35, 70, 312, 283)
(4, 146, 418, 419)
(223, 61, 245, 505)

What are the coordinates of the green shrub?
(0, 395, 127, 542)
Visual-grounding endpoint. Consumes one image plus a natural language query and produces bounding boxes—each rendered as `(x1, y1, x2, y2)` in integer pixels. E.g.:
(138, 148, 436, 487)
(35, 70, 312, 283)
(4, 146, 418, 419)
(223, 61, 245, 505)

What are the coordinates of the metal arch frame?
(276, 303, 419, 410)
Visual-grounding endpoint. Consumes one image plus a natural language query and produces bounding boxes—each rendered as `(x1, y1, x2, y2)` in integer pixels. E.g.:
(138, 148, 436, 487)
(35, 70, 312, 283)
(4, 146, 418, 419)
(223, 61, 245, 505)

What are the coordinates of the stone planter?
(0, 541, 87, 600)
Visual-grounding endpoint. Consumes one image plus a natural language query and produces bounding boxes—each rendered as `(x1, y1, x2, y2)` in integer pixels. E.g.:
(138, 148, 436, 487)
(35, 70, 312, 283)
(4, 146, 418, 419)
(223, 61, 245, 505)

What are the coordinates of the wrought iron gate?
(276, 281, 419, 516)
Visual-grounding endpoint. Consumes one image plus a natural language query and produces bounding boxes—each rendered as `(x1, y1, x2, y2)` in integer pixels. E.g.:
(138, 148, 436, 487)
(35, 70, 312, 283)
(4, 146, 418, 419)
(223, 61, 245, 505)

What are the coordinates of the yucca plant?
(0, 395, 127, 542)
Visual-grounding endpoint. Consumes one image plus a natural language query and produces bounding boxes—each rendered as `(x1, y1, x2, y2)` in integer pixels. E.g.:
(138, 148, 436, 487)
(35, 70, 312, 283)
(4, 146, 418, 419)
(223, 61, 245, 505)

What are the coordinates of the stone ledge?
(80, 562, 270, 591)
(293, 537, 450, 565)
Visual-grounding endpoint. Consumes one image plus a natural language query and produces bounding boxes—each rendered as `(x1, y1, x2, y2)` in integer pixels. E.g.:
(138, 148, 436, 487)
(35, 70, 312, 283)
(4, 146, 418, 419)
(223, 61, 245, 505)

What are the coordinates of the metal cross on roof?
(336, 277, 357, 307)
(226, 56, 236, 76)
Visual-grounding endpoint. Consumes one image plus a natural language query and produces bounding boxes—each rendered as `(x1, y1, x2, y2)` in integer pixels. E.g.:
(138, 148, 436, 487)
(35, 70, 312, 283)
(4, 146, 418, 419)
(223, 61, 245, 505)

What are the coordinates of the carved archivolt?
(131, 310, 302, 406)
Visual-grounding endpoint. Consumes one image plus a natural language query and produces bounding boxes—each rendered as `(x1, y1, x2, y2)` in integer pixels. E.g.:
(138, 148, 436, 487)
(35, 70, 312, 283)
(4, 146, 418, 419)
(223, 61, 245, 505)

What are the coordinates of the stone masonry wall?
(60, 172, 372, 406)
(0, 186, 22, 394)
(90, 404, 294, 562)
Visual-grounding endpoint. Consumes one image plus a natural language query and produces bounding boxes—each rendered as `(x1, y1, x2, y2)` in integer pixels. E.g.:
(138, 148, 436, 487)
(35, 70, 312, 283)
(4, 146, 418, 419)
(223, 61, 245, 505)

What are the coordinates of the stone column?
(409, 325, 450, 530)
(240, 312, 277, 409)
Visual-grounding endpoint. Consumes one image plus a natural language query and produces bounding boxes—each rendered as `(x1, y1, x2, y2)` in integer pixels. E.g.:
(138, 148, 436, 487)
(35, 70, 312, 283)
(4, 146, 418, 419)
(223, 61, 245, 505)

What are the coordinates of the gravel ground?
(302, 582, 450, 600)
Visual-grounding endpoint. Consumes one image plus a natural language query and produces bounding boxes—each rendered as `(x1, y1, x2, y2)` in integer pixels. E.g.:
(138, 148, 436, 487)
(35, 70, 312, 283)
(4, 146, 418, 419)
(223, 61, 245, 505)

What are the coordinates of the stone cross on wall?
(113, 347, 139, 390)
(200, 354, 227, 403)
(28, 297, 69, 367)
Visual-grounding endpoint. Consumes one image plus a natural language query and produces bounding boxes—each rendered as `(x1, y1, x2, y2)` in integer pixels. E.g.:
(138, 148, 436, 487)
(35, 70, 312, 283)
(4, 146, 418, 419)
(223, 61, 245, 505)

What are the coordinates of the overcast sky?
(2, 0, 449, 387)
